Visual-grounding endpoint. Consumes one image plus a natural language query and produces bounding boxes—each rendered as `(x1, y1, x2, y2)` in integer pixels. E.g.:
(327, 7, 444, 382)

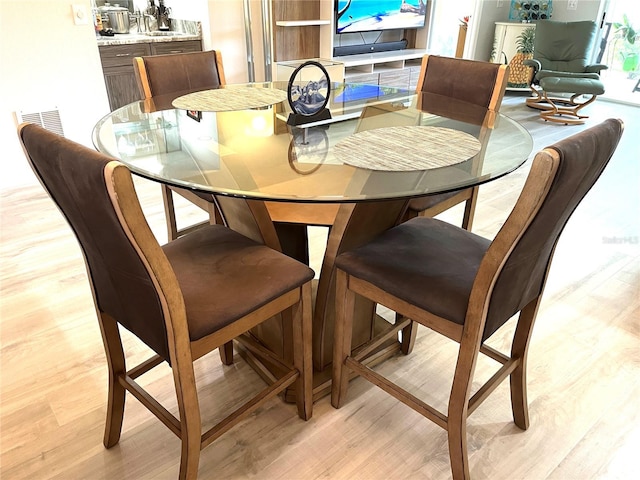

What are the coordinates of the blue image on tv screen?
(336, 0, 427, 33)
(334, 84, 385, 103)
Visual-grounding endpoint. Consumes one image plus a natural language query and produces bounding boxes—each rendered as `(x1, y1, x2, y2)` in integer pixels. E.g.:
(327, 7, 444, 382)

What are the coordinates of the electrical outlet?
(71, 4, 89, 25)
(497, 0, 504, 7)
(567, 0, 578, 10)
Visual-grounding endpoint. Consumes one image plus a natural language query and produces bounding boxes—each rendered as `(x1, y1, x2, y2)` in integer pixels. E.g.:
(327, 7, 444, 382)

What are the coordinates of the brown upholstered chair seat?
(335, 217, 489, 326)
(164, 225, 314, 342)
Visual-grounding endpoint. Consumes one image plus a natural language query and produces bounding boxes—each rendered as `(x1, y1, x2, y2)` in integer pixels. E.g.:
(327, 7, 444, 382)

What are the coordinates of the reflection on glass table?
(93, 83, 531, 203)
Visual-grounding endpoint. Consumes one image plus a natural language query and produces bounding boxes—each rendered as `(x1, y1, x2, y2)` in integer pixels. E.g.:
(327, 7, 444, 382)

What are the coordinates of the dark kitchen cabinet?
(99, 40, 202, 111)
(150, 40, 202, 56)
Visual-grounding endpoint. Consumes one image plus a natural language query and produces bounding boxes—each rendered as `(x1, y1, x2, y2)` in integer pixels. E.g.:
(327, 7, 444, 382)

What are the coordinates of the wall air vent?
(16, 108, 65, 137)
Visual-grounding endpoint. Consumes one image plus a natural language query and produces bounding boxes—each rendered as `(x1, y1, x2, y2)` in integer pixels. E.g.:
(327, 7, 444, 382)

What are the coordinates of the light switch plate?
(567, 0, 578, 10)
(71, 4, 89, 25)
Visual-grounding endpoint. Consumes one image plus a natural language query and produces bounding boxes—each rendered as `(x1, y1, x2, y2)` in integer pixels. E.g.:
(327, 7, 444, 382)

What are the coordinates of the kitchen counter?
(96, 32, 201, 46)
(96, 18, 202, 46)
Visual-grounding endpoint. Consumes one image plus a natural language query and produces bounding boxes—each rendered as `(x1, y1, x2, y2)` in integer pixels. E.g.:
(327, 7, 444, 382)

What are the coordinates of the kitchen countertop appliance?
(99, 3, 131, 34)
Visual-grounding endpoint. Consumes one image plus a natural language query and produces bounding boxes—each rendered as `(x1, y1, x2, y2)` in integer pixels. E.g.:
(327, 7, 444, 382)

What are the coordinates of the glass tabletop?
(92, 82, 533, 203)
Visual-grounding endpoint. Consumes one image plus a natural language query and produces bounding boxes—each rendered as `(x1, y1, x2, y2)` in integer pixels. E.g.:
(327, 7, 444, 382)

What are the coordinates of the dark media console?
(333, 39, 408, 57)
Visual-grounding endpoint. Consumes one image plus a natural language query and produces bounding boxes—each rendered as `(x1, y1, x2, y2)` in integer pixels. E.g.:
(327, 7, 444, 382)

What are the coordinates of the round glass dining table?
(93, 82, 533, 397)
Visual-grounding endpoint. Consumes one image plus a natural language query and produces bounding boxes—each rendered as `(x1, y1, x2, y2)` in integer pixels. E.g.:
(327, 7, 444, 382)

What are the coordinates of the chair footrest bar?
(236, 333, 294, 372)
(345, 356, 448, 429)
(352, 317, 411, 362)
(479, 344, 510, 364)
(468, 359, 519, 415)
(200, 369, 299, 449)
(127, 354, 164, 379)
(120, 375, 182, 437)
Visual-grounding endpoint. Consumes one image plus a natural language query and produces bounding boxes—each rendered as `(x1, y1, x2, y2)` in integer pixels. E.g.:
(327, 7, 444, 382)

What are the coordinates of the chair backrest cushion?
(483, 118, 623, 340)
(141, 50, 223, 97)
(19, 124, 171, 359)
(418, 55, 505, 109)
(532, 20, 598, 73)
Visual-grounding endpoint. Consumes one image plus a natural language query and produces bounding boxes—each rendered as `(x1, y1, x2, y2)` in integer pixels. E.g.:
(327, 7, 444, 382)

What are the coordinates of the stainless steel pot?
(105, 6, 130, 34)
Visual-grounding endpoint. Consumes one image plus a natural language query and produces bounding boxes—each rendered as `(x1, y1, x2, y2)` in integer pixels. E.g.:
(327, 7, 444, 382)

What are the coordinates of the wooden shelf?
(276, 20, 330, 27)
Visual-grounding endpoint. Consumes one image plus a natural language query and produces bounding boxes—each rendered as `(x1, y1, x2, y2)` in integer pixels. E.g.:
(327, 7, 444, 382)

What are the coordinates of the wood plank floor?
(1, 94, 639, 479)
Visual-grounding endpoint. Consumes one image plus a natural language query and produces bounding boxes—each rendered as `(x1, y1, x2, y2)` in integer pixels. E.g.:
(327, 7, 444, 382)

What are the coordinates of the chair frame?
(406, 55, 509, 230)
(20, 121, 313, 480)
(104, 161, 312, 479)
(526, 83, 600, 112)
(133, 51, 226, 241)
(525, 76, 603, 125)
(332, 151, 560, 479)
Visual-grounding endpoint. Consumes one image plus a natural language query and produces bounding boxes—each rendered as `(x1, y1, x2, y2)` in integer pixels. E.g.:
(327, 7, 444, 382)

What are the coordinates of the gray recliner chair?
(525, 20, 608, 124)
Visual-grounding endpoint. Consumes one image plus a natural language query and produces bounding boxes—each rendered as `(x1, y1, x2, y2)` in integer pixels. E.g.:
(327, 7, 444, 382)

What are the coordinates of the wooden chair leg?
(461, 187, 479, 231)
(173, 364, 202, 480)
(331, 270, 356, 408)
(161, 184, 179, 241)
(448, 365, 472, 479)
(399, 314, 418, 355)
(98, 313, 127, 448)
(447, 333, 480, 480)
(510, 296, 542, 430)
(218, 341, 234, 365)
(206, 201, 222, 226)
(178, 423, 201, 480)
(447, 412, 471, 480)
(292, 282, 314, 420)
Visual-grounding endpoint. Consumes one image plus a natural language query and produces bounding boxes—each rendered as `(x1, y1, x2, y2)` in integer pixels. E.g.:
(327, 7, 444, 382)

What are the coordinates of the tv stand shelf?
(334, 49, 425, 68)
(333, 49, 425, 89)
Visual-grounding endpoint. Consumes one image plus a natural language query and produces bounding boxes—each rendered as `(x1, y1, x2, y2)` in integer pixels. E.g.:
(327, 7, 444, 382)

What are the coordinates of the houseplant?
(612, 14, 639, 74)
(508, 26, 536, 88)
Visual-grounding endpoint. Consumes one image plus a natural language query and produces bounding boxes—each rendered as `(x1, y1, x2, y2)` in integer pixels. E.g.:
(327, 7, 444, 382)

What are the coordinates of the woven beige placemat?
(172, 86, 287, 112)
(334, 126, 481, 171)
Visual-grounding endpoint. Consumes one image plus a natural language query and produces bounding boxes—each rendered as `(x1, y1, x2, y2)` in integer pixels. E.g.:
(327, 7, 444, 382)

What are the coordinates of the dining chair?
(404, 55, 509, 230)
(133, 50, 226, 241)
(331, 118, 623, 479)
(18, 122, 314, 480)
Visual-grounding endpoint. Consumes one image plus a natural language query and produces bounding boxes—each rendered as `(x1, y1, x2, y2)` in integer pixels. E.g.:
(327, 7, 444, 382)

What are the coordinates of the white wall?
(550, 0, 603, 22)
(0, 0, 110, 189)
(469, 0, 512, 61)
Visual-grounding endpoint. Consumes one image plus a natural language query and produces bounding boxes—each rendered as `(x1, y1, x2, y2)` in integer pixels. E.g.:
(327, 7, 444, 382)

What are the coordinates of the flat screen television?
(335, 0, 427, 34)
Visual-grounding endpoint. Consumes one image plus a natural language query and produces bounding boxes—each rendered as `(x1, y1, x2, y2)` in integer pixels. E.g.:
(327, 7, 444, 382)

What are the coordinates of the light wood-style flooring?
(1, 94, 639, 479)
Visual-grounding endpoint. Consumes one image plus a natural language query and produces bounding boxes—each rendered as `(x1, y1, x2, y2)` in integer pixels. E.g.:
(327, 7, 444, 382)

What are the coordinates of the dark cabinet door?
(102, 64, 143, 111)
(99, 40, 202, 111)
(99, 44, 151, 111)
